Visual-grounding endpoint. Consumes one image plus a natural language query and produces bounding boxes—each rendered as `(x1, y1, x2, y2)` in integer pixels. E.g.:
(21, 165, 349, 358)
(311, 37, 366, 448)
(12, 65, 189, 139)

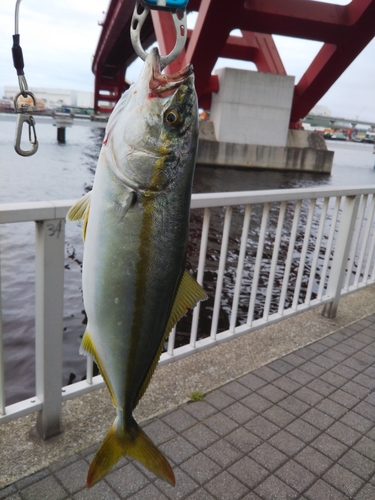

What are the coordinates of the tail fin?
(86, 416, 175, 488)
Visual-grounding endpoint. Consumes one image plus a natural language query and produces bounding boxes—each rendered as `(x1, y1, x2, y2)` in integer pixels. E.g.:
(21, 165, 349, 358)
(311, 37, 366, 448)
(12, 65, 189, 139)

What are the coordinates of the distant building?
(3, 86, 94, 110)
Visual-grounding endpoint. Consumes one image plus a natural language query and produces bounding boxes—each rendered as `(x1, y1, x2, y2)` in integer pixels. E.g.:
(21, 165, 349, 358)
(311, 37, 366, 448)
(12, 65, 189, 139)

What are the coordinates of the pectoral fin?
(134, 270, 207, 408)
(66, 191, 91, 241)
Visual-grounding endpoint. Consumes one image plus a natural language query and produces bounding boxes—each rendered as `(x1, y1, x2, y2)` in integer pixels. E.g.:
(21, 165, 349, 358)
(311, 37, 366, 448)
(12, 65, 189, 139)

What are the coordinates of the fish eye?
(164, 109, 180, 126)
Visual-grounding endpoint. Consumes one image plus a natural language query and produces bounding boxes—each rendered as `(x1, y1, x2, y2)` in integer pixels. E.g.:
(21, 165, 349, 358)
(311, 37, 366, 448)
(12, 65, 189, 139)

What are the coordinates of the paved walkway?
(2, 313, 375, 500)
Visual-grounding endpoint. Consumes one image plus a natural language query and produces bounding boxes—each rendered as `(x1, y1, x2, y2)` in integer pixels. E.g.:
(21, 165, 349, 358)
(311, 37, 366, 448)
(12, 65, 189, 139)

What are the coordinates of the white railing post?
(322, 195, 360, 319)
(0, 260, 5, 416)
(35, 218, 65, 439)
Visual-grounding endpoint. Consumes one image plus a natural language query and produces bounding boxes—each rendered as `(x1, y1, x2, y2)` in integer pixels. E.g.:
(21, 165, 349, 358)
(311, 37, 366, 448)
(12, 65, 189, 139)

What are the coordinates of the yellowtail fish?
(67, 47, 206, 488)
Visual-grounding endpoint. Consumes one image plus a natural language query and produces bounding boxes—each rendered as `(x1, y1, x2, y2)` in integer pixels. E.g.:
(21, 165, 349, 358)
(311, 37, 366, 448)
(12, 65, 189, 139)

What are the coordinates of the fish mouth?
(148, 47, 193, 98)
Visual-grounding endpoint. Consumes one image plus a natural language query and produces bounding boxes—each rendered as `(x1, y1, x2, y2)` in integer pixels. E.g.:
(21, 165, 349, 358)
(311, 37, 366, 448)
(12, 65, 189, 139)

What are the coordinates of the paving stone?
(354, 332, 375, 345)
(315, 398, 347, 419)
(124, 484, 168, 500)
(295, 347, 317, 360)
(0, 486, 18, 500)
(281, 353, 306, 367)
(268, 430, 305, 456)
(272, 376, 301, 394)
(141, 418, 177, 446)
(320, 348, 347, 363)
(343, 338, 367, 350)
(268, 359, 295, 374)
(311, 434, 348, 461)
(354, 436, 375, 462)
(205, 389, 235, 410)
(106, 462, 149, 498)
(205, 471, 248, 500)
(331, 363, 358, 379)
(72, 481, 122, 499)
(285, 419, 321, 443)
(293, 386, 324, 406)
(253, 365, 281, 382)
(20, 476, 68, 500)
(54, 459, 88, 494)
(353, 351, 375, 367)
(353, 401, 375, 422)
(0, 494, 22, 500)
(344, 357, 371, 373)
(294, 446, 333, 476)
(300, 361, 327, 377)
(307, 378, 337, 397)
(255, 475, 299, 500)
(222, 401, 256, 424)
(338, 449, 375, 481)
(15, 469, 51, 490)
(319, 336, 339, 348)
(159, 435, 198, 465)
(228, 455, 269, 489)
(180, 453, 221, 485)
(220, 380, 252, 399)
(204, 412, 239, 437)
(326, 421, 361, 446)
(301, 407, 335, 430)
(329, 388, 360, 409)
(238, 372, 267, 390)
(323, 463, 364, 497)
(278, 395, 310, 417)
(49, 453, 82, 473)
(241, 493, 263, 500)
(244, 415, 280, 440)
(186, 489, 216, 500)
(312, 354, 337, 370)
(161, 408, 198, 433)
(225, 427, 262, 454)
(154, 467, 198, 500)
(307, 343, 327, 354)
(318, 371, 348, 387)
(241, 393, 273, 413)
(286, 368, 315, 385)
(275, 460, 317, 493)
(182, 423, 219, 450)
(340, 411, 374, 434)
(341, 380, 371, 399)
(262, 405, 295, 428)
(183, 400, 217, 420)
(354, 483, 375, 500)
(204, 438, 243, 468)
(304, 479, 348, 500)
(250, 442, 288, 472)
(333, 343, 357, 356)
(257, 384, 288, 404)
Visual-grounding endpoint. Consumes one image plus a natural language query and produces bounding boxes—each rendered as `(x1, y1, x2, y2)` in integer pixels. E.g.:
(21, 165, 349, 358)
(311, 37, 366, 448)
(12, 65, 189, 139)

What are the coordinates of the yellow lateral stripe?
(81, 331, 119, 408)
(133, 270, 207, 408)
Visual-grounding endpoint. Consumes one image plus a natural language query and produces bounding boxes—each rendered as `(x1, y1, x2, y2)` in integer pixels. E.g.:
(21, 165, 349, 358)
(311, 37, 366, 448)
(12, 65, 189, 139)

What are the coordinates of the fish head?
(104, 48, 198, 192)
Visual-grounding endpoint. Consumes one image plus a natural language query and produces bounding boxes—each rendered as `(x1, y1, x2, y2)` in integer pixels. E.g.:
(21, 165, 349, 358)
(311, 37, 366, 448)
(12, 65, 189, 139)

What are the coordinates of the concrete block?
(211, 68, 295, 147)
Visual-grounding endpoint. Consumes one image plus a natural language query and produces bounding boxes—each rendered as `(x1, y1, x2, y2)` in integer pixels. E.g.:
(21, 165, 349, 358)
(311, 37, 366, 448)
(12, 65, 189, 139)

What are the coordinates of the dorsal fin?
(66, 191, 91, 241)
(133, 270, 207, 408)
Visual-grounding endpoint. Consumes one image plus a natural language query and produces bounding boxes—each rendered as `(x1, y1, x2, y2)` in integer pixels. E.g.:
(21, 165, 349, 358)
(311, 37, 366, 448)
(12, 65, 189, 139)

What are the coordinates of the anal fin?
(134, 270, 207, 408)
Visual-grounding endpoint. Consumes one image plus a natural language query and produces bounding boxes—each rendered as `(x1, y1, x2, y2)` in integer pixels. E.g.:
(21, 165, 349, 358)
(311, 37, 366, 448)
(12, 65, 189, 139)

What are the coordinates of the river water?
(1, 114, 374, 404)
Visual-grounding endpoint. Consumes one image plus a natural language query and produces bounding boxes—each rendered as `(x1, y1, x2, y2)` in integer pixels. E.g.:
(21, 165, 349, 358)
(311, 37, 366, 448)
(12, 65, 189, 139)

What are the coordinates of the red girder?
(93, 0, 375, 123)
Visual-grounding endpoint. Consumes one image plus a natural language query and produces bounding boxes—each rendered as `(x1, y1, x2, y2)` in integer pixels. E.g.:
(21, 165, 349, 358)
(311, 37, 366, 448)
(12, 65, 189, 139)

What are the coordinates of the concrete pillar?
(210, 68, 295, 148)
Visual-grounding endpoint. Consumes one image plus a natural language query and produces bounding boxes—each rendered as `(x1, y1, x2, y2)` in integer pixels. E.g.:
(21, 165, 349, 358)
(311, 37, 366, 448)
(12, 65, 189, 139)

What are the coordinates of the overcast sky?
(1, 0, 374, 122)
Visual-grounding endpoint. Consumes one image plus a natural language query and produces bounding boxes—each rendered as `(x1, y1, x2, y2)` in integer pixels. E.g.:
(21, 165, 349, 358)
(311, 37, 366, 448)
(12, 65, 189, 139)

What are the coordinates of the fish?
(67, 47, 207, 488)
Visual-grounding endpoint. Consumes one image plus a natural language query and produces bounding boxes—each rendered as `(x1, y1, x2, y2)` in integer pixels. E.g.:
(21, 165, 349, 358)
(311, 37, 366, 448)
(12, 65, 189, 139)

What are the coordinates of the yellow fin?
(87, 416, 175, 488)
(134, 270, 207, 408)
(66, 191, 91, 241)
(80, 330, 118, 408)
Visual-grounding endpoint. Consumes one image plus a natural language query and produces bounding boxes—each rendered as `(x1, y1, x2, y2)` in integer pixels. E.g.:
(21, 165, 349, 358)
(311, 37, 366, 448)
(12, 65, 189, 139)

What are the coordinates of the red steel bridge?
(92, 0, 375, 128)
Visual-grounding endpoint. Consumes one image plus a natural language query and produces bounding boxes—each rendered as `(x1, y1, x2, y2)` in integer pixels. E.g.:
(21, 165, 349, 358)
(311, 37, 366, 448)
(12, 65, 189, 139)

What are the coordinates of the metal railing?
(1, 186, 375, 438)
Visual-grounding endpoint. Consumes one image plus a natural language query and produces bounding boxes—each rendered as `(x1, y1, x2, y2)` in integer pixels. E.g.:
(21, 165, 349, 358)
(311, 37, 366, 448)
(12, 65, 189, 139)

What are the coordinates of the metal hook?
(14, 91, 39, 157)
(131, 0, 187, 70)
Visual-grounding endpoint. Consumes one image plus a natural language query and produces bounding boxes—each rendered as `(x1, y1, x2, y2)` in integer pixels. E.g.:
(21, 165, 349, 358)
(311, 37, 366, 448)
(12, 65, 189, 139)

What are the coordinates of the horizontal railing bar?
(0, 397, 43, 425)
(1, 185, 375, 224)
(61, 376, 105, 401)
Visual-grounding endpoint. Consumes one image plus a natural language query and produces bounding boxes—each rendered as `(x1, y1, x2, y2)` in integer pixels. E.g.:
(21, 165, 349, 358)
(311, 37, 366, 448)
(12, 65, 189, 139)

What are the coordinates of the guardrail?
(0, 186, 374, 438)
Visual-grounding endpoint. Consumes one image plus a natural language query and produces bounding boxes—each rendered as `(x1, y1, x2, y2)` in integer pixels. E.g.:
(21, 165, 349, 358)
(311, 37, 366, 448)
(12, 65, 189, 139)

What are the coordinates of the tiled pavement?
(2, 314, 375, 499)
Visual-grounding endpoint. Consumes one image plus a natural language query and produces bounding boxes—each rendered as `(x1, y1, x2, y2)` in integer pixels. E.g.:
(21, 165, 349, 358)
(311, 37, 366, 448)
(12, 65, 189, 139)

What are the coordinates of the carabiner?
(131, 0, 187, 70)
(14, 91, 38, 157)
